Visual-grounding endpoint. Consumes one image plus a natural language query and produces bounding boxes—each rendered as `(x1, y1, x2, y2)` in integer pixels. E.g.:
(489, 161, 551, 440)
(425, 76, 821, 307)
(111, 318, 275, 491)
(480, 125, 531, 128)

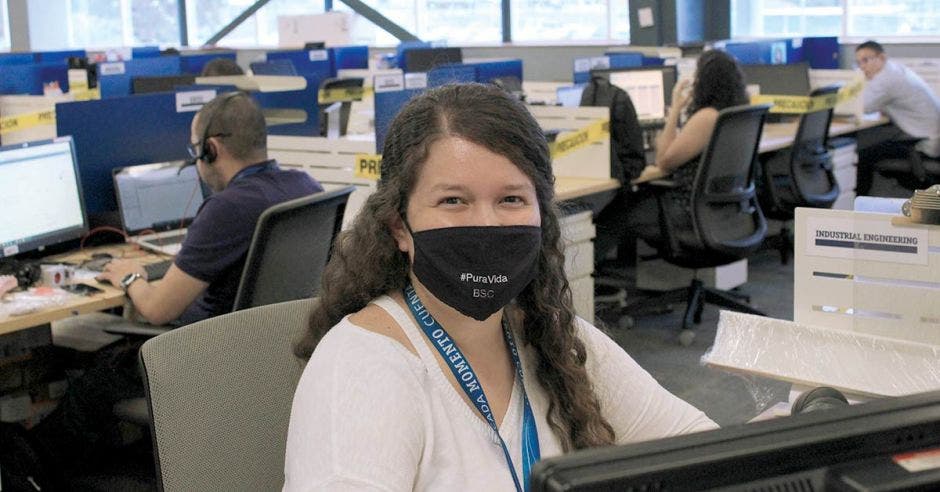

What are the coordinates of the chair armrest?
(103, 325, 172, 338)
(632, 179, 679, 192)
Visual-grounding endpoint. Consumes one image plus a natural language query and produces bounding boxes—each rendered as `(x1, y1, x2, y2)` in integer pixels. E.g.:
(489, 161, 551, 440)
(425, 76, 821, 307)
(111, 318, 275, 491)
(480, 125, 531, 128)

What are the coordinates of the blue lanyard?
(404, 284, 540, 492)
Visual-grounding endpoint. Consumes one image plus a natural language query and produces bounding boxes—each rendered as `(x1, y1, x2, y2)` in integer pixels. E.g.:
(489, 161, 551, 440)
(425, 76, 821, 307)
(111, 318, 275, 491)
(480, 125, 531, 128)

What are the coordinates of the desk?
(758, 114, 889, 154)
(0, 245, 166, 337)
(554, 176, 621, 201)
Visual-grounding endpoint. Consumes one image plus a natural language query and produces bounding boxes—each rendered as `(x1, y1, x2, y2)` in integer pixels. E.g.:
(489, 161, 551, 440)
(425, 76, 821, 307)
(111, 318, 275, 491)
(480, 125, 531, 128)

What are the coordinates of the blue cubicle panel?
(374, 87, 425, 153)
(179, 52, 237, 75)
(0, 62, 69, 95)
(56, 93, 195, 215)
(395, 40, 432, 69)
(574, 53, 643, 84)
(250, 59, 298, 76)
(0, 53, 35, 65)
(801, 37, 840, 69)
(132, 46, 162, 58)
(36, 50, 86, 63)
(265, 50, 335, 79)
(471, 59, 523, 85)
(427, 64, 477, 87)
(721, 39, 799, 65)
(331, 45, 369, 70)
(256, 73, 323, 137)
(97, 56, 182, 98)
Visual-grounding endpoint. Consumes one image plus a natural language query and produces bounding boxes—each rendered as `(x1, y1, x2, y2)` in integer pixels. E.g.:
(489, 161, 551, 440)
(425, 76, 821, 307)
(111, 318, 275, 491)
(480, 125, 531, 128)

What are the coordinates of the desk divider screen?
(97, 57, 182, 98)
(56, 92, 197, 217)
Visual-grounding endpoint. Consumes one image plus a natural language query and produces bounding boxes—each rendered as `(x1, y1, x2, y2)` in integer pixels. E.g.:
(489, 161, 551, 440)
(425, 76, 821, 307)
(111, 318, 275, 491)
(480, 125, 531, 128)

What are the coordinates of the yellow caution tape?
(352, 118, 611, 181)
(0, 110, 56, 135)
(548, 118, 610, 160)
(71, 87, 101, 101)
(318, 86, 373, 104)
(751, 79, 864, 114)
(354, 153, 383, 180)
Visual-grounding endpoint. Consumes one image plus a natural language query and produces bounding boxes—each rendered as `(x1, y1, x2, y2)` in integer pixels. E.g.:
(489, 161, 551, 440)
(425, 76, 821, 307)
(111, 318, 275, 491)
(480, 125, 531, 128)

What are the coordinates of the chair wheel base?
(678, 329, 695, 346)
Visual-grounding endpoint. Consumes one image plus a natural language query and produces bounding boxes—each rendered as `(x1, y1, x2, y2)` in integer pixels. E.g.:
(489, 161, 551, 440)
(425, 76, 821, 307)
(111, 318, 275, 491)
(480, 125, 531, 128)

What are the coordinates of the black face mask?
(408, 224, 542, 321)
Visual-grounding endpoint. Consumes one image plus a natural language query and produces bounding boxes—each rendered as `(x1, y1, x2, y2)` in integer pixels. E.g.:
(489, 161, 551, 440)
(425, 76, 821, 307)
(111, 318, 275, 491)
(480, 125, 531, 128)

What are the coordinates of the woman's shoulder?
(308, 302, 421, 374)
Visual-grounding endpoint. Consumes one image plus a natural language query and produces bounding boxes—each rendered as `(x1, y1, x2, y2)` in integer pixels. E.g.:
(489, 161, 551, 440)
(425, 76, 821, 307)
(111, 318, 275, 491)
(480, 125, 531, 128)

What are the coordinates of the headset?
(195, 91, 244, 165)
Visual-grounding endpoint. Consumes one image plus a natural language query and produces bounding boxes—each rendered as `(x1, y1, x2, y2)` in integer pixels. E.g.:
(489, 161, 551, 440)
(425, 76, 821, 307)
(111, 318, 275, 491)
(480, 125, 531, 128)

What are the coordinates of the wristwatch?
(120, 272, 144, 291)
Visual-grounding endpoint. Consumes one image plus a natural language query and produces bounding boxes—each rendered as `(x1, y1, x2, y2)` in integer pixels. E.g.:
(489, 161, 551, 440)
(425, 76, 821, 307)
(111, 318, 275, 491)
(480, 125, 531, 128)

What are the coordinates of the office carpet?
(595, 246, 795, 427)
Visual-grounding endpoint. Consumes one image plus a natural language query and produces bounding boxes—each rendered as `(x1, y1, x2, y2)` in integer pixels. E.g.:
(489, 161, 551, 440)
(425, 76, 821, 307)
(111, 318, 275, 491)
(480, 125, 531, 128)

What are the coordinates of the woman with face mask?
(283, 83, 716, 491)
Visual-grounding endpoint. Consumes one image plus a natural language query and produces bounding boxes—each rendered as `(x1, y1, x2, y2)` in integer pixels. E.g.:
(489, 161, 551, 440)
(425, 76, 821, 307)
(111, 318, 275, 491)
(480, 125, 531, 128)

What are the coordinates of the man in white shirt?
(855, 40, 940, 194)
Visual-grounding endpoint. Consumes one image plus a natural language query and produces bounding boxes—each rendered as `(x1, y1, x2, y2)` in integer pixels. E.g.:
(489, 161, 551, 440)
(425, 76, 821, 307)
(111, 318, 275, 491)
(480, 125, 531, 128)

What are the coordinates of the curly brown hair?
(294, 83, 615, 451)
(687, 49, 749, 117)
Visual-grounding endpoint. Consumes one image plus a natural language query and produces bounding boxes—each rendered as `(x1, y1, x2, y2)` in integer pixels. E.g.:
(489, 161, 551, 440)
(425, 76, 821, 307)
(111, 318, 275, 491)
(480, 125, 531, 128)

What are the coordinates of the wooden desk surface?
(0, 245, 167, 336)
(555, 176, 621, 201)
(759, 114, 890, 154)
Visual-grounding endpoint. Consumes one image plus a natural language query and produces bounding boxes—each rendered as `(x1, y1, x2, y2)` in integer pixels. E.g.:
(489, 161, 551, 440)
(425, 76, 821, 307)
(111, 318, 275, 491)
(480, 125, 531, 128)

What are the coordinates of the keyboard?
(144, 260, 173, 280)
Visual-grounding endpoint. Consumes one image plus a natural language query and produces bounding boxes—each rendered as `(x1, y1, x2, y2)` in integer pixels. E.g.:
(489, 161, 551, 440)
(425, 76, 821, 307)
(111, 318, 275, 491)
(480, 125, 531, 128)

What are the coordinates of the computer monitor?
(113, 161, 205, 234)
(591, 66, 678, 124)
(742, 62, 812, 96)
(556, 85, 586, 107)
(132, 74, 197, 94)
(0, 137, 87, 258)
(531, 390, 940, 491)
(402, 47, 463, 73)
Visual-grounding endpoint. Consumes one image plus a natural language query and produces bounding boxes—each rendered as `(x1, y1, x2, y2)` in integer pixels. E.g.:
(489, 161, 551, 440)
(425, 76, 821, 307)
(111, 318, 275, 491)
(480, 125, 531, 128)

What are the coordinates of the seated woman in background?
(630, 49, 749, 237)
(283, 83, 716, 491)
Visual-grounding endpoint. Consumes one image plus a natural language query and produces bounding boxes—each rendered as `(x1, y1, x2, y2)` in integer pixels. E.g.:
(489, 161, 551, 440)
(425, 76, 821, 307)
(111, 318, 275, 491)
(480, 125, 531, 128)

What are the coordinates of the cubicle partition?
(179, 52, 237, 75)
(573, 52, 643, 84)
(0, 62, 69, 95)
(56, 92, 198, 216)
(717, 36, 840, 69)
(97, 57, 182, 98)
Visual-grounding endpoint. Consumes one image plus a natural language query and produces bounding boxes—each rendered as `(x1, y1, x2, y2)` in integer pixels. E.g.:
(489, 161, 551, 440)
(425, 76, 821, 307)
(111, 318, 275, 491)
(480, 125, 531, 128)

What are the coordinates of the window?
(845, 0, 940, 37)
(511, 0, 609, 42)
(186, 0, 323, 47)
(68, 0, 178, 48)
(0, 0, 9, 50)
(732, 0, 940, 39)
(333, 0, 500, 47)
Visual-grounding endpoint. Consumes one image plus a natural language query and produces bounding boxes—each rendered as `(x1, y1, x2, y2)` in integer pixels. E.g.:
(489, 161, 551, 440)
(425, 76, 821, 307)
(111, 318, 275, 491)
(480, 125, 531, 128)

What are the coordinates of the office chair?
(758, 85, 840, 264)
(248, 59, 298, 76)
(140, 297, 315, 491)
(624, 104, 771, 346)
(873, 140, 940, 193)
(110, 186, 352, 425)
(233, 185, 353, 310)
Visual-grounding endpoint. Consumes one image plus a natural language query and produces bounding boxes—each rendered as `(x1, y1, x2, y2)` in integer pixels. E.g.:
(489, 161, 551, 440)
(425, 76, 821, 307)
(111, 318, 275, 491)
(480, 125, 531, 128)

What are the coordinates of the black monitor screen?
(531, 390, 940, 491)
(402, 47, 463, 73)
(0, 137, 87, 258)
(590, 66, 678, 123)
(132, 75, 197, 94)
(742, 62, 812, 96)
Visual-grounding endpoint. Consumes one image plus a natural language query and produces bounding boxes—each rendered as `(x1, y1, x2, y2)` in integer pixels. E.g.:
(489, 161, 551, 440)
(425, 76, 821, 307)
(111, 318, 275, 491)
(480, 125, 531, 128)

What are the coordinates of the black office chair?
(233, 185, 354, 311)
(874, 140, 940, 193)
(624, 104, 771, 345)
(758, 85, 840, 264)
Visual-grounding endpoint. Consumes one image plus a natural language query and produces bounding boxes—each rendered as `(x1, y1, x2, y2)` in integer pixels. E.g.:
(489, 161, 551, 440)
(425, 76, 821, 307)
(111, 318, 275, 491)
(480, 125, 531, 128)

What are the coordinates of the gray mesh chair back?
(690, 104, 771, 258)
(233, 186, 354, 311)
(140, 298, 315, 491)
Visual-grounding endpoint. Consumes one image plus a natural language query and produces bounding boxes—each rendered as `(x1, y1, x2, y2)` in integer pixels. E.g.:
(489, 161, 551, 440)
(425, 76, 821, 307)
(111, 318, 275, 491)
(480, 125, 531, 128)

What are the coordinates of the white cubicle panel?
(527, 105, 610, 180)
(268, 134, 376, 230)
(0, 94, 72, 145)
(794, 208, 940, 346)
(522, 81, 569, 105)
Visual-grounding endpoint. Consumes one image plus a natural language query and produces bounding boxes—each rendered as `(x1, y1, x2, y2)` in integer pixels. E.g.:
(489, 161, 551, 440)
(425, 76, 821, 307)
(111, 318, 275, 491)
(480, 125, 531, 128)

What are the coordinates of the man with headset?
(99, 91, 322, 324)
(7, 92, 322, 488)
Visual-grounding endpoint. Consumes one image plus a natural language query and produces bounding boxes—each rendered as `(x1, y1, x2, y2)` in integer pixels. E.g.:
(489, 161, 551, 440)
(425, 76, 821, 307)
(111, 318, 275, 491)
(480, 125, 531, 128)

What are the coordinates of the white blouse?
(283, 296, 716, 491)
